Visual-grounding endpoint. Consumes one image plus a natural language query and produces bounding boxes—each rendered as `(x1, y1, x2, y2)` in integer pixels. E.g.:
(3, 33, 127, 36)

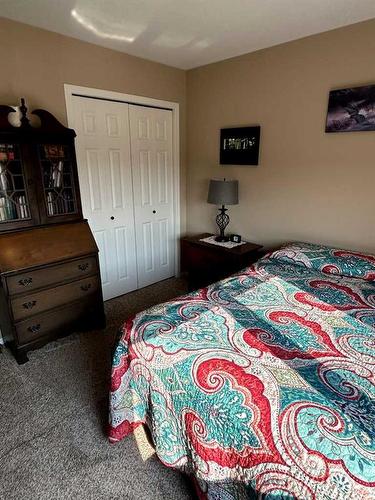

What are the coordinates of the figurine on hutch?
(0, 98, 105, 364)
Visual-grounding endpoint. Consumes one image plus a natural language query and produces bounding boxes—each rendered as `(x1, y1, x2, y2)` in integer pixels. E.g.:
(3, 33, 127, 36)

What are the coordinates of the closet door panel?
(72, 97, 138, 300)
(129, 105, 174, 288)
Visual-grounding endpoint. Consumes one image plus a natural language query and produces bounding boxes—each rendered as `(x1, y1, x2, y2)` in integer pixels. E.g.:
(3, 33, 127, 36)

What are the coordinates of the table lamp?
(207, 179, 239, 242)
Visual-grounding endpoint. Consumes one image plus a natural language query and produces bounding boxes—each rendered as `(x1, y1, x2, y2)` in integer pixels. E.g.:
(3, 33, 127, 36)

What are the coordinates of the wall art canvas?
(220, 126, 260, 165)
(325, 84, 375, 133)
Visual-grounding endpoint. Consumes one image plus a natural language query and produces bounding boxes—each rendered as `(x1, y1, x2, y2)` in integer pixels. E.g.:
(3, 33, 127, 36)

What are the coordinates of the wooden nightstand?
(181, 233, 263, 291)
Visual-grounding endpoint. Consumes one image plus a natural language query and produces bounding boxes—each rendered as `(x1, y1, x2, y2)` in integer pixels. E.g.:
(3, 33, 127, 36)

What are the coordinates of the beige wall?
(186, 19, 375, 252)
(0, 17, 187, 231)
(2, 17, 375, 252)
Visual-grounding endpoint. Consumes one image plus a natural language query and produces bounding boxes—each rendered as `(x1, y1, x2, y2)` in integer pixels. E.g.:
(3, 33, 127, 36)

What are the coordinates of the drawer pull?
(80, 283, 92, 292)
(22, 300, 37, 310)
(27, 324, 41, 334)
(78, 263, 89, 271)
(19, 277, 33, 287)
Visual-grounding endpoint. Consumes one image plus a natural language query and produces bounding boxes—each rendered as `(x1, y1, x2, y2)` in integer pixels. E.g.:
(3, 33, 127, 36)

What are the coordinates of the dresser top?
(0, 221, 97, 274)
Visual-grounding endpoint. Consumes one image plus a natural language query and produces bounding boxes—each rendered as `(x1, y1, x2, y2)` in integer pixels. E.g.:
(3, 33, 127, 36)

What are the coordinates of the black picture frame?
(325, 84, 375, 133)
(220, 126, 260, 165)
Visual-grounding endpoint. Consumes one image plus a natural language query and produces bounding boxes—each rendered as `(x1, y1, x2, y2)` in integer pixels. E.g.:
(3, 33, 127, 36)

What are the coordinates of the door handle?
(110, 216, 115, 220)
(152, 210, 156, 214)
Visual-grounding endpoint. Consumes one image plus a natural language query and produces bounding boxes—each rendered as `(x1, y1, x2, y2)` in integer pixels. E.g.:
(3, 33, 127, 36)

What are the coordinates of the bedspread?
(109, 255, 375, 499)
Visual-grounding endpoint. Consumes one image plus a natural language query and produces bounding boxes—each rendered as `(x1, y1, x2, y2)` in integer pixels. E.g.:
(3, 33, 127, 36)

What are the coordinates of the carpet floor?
(0, 278, 194, 500)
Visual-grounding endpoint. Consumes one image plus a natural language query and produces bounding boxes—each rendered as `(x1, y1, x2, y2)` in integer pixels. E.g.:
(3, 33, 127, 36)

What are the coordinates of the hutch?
(0, 99, 105, 363)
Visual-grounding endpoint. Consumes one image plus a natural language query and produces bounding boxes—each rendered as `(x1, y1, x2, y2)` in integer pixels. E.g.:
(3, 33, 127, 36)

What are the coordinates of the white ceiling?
(1, 0, 375, 69)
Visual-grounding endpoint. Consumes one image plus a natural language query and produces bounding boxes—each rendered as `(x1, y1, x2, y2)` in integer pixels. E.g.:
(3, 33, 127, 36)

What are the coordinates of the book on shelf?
(0, 165, 9, 191)
(0, 197, 5, 221)
(47, 192, 65, 216)
(44, 145, 65, 190)
(63, 190, 74, 213)
(0, 144, 15, 163)
(47, 191, 54, 216)
(52, 160, 63, 188)
(15, 194, 29, 219)
(44, 144, 64, 159)
(46, 160, 64, 189)
(0, 144, 15, 192)
(46, 189, 75, 216)
(0, 196, 17, 221)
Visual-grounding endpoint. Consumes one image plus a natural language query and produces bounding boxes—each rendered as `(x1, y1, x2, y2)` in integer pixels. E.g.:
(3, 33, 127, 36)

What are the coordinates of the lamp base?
(215, 205, 230, 243)
(215, 235, 229, 242)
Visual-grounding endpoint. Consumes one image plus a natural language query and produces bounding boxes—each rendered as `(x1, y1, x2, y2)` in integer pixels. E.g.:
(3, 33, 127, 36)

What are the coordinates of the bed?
(108, 242, 375, 499)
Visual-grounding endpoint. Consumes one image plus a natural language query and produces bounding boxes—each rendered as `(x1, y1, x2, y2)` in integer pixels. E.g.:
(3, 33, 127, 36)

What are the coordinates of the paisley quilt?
(267, 241, 375, 281)
(109, 245, 375, 499)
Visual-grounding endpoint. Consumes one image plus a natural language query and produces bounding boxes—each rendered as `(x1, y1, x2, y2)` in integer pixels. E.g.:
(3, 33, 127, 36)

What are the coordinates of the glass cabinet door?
(38, 143, 79, 220)
(0, 143, 32, 225)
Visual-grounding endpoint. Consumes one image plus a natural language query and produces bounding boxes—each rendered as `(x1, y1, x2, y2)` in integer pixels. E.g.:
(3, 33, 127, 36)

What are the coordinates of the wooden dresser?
(0, 99, 105, 363)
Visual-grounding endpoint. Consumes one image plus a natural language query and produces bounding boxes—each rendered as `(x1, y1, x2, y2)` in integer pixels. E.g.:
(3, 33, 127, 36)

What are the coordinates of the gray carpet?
(0, 278, 193, 500)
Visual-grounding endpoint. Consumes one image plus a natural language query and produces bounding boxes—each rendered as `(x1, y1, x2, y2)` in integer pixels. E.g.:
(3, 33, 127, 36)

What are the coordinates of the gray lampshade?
(207, 179, 239, 205)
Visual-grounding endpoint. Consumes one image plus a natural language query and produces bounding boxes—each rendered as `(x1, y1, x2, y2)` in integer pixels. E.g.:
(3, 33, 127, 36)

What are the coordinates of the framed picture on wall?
(325, 84, 375, 133)
(220, 126, 260, 165)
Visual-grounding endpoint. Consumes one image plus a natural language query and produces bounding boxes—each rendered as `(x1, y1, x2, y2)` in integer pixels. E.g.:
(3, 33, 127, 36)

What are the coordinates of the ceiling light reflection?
(71, 8, 136, 42)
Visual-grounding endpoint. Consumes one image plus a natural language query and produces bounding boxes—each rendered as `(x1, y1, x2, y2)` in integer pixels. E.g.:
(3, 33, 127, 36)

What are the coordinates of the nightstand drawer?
(182, 242, 227, 271)
(15, 298, 95, 345)
(11, 275, 99, 321)
(7, 256, 98, 295)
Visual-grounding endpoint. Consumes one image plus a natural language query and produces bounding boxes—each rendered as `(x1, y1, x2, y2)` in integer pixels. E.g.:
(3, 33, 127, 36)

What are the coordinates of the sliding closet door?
(72, 96, 138, 300)
(129, 105, 175, 288)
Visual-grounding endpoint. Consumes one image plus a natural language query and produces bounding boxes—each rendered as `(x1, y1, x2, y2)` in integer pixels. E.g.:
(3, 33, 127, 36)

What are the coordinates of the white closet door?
(129, 105, 175, 288)
(72, 96, 138, 300)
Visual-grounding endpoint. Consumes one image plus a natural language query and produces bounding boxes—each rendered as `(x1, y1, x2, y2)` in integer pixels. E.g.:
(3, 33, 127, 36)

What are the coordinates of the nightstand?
(181, 233, 263, 291)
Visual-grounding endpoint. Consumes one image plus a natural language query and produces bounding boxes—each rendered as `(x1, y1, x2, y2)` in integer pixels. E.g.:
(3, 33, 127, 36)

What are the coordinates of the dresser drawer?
(6, 256, 98, 295)
(15, 298, 96, 345)
(11, 275, 99, 322)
